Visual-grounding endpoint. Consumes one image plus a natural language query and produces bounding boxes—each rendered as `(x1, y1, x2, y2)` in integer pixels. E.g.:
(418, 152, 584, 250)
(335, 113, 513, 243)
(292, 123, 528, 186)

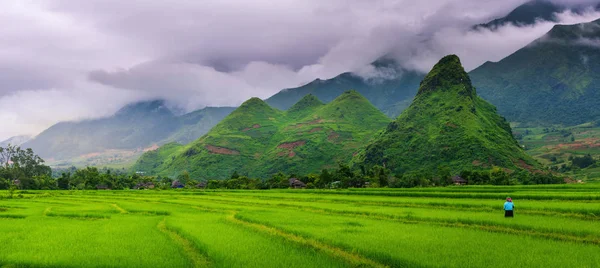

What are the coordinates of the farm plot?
(1, 185, 600, 267)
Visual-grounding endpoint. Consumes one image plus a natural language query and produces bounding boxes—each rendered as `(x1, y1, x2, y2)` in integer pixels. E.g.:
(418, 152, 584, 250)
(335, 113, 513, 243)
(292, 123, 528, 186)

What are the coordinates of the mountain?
(0, 135, 32, 147)
(264, 1, 600, 123)
(133, 91, 391, 179)
(470, 18, 600, 126)
(353, 55, 541, 176)
(266, 59, 424, 118)
(22, 100, 235, 164)
(476, 0, 600, 29)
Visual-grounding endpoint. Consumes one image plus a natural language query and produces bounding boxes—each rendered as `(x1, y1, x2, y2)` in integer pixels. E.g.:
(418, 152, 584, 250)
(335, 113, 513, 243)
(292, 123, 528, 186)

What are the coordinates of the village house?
(196, 181, 207, 189)
(96, 185, 110, 190)
(171, 180, 185, 188)
(133, 182, 155, 190)
(288, 178, 306, 189)
(452, 176, 467, 185)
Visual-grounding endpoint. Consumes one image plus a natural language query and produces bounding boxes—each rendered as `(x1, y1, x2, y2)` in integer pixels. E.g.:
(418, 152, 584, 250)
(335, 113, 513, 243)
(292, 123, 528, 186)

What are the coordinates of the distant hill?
(470, 18, 600, 126)
(266, 59, 424, 118)
(0, 135, 32, 147)
(22, 100, 234, 162)
(476, 0, 600, 29)
(133, 91, 391, 179)
(353, 55, 541, 176)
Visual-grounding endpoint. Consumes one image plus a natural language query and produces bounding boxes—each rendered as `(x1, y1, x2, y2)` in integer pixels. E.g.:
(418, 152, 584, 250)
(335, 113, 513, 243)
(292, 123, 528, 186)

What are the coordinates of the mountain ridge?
(353, 55, 541, 177)
(21, 100, 235, 164)
(133, 91, 391, 179)
(470, 18, 600, 126)
(265, 60, 424, 118)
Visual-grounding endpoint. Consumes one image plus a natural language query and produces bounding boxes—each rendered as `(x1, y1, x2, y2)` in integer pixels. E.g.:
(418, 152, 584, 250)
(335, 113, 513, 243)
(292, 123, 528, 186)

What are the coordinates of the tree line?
(0, 145, 564, 191)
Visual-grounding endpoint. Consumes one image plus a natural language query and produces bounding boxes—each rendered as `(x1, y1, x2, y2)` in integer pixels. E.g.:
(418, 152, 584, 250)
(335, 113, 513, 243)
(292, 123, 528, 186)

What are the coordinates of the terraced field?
(1, 185, 600, 267)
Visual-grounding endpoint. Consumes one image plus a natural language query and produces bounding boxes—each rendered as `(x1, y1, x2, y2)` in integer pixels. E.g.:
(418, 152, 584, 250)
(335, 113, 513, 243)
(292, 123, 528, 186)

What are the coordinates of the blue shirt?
(504, 201, 514, 211)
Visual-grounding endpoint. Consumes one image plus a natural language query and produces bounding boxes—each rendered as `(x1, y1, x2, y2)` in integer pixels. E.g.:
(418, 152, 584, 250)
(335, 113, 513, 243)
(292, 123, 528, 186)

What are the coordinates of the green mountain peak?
(238, 97, 272, 110)
(288, 94, 324, 114)
(331, 90, 366, 101)
(134, 91, 391, 179)
(418, 55, 474, 98)
(354, 55, 541, 178)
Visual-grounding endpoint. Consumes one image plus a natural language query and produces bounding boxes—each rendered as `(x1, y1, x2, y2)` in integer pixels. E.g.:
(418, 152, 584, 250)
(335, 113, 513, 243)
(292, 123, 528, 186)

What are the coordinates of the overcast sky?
(1, 0, 600, 141)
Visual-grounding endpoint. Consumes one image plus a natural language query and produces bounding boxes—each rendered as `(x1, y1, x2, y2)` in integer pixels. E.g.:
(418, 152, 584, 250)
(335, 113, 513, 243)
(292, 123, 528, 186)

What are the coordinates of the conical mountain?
(354, 55, 541, 176)
(135, 91, 390, 179)
(259, 91, 391, 176)
(207, 97, 284, 135)
(138, 97, 285, 179)
(470, 18, 600, 125)
(287, 94, 325, 118)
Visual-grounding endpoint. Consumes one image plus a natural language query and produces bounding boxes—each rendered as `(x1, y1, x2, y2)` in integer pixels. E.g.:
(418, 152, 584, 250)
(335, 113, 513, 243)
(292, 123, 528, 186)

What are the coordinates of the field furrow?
(2, 186, 600, 267)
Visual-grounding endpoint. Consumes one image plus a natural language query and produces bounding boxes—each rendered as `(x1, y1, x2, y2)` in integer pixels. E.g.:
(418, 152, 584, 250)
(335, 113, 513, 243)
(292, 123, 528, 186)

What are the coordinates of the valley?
(3, 1, 600, 267)
(2, 186, 600, 267)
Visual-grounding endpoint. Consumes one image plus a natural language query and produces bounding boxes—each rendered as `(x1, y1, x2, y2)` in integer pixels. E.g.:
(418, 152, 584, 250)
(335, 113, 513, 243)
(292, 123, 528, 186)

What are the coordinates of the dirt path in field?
(111, 204, 128, 214)
(227, 213, 388, 268)
(42, 207, 52, 216)
(157, 218, 212, 268)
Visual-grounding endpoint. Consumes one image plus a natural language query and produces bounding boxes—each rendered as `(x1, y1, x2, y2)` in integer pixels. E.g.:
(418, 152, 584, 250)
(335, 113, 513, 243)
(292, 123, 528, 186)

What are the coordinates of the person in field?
(504, 197, 514, 217)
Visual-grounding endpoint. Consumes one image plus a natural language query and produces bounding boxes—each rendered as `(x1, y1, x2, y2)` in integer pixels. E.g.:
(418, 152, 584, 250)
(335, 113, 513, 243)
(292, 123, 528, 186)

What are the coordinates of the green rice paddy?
(1, 185, 600, 267)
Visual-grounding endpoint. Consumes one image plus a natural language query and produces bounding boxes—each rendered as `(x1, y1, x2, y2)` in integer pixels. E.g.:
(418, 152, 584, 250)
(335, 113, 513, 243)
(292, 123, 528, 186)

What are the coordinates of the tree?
(0, 144, 20, 168)
(0, 145, 51, 189)
(57, 173, 71, 190)
(177, 171, 192, 186)
(0, 178, 9, 190)
(572, 154, 596, 169)
(72, 167, 101, 189)
(437, 166, 453, 186)
(316, 169, 333, 188)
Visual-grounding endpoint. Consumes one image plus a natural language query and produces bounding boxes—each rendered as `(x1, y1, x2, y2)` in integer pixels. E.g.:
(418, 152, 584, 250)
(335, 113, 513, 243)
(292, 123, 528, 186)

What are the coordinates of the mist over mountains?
(3, 0, 600, 170)
(20, 101, 234, 162)
(3, 0, 600, 142)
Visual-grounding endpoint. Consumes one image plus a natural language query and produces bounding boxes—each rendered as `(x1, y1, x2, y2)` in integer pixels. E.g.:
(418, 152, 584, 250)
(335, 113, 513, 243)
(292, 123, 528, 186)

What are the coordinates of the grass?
(1, 186, 600, 267)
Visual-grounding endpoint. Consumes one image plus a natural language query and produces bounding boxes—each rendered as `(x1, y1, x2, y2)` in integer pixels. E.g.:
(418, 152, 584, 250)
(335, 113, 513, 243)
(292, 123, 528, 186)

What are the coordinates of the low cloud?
(1, 0, 600, 141)
(0, 81, 139, 140)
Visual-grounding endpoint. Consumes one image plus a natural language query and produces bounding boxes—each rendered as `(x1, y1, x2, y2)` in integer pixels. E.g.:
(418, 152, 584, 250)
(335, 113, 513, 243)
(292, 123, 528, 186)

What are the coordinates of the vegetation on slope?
(354, 55, 542, 178)
(513, 123, 600, 182)
(470, 18, 600, 126)
(133, 143, 184, 172)
(266, 59, 424, 118)
(134, 92, 391, 179)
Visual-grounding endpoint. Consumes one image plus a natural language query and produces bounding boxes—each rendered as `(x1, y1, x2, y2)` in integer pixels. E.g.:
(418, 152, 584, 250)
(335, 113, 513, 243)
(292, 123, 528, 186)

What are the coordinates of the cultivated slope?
(471, 18, 600, 126)
(134, 92, 391, 179)
(354, 55, 541, 175)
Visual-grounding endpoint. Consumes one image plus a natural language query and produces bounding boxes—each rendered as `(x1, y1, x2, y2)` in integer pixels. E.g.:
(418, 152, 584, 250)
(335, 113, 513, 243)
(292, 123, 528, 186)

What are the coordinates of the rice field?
(1, 185, 600, 267)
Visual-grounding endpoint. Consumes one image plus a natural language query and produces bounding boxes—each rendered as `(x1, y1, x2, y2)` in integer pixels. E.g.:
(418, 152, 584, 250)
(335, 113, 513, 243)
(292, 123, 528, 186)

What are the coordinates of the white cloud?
(1, 0, 600, 141)
(0, 81, 140, 140)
